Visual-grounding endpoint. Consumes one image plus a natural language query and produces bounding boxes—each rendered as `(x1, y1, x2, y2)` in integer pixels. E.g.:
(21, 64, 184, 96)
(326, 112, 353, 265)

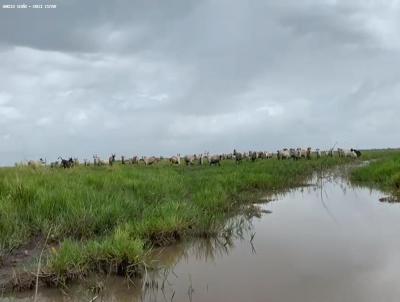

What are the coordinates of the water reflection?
(4, 172, 400, 302)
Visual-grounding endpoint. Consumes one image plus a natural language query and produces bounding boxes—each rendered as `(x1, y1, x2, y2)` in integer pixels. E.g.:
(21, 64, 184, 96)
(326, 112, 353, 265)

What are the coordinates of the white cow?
(277, 149, 290, 160)
(170, 154, 181, 165)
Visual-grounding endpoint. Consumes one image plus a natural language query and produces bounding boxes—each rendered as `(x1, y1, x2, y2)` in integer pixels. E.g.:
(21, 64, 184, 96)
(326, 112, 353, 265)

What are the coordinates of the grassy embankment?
(0, 156, 355, 286)
(351, 149, 400, 196)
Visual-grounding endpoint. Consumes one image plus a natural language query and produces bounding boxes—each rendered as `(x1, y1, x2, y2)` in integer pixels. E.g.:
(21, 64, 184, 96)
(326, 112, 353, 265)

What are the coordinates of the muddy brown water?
(3, 174, 400, 302)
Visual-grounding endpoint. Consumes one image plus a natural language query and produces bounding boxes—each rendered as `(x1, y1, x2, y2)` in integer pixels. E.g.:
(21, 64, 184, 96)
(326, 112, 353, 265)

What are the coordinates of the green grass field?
(351, 149, 400, 195)
(0, 151, 396, 287)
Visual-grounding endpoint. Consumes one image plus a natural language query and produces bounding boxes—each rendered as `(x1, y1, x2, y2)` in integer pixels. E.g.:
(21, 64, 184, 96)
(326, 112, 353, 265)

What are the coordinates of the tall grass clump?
(44, 227, 145, 285)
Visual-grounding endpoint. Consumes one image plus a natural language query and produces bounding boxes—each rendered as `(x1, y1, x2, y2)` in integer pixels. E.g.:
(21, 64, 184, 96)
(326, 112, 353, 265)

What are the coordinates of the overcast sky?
(0, 0, 399, 165)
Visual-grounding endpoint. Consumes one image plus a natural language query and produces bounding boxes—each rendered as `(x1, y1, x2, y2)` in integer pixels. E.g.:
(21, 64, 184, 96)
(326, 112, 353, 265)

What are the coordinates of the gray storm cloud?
(0, 0, 399, 165)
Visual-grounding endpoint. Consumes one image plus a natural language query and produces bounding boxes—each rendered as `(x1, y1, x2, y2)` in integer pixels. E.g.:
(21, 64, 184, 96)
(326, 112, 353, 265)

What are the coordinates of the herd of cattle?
(20, 147, 362, 169)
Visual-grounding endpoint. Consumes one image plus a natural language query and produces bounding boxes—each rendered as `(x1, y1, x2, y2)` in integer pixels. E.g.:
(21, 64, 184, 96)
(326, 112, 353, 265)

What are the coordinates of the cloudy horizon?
(0, 0, 399, 166)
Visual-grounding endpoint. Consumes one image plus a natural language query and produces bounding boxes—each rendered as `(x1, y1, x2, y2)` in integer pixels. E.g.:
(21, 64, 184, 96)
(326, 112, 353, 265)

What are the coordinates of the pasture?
(0, 150, 397, 289)
(351, 149, 400, 196)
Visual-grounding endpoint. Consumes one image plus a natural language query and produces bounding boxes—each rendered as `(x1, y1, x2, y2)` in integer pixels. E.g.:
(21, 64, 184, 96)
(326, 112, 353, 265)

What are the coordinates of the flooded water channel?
(3, 173, 400, 302)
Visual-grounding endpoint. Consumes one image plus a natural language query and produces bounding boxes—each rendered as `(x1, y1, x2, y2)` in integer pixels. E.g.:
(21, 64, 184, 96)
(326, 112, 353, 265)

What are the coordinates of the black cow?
(58, 157, 74, 168)
(351, 148, 362, 158)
